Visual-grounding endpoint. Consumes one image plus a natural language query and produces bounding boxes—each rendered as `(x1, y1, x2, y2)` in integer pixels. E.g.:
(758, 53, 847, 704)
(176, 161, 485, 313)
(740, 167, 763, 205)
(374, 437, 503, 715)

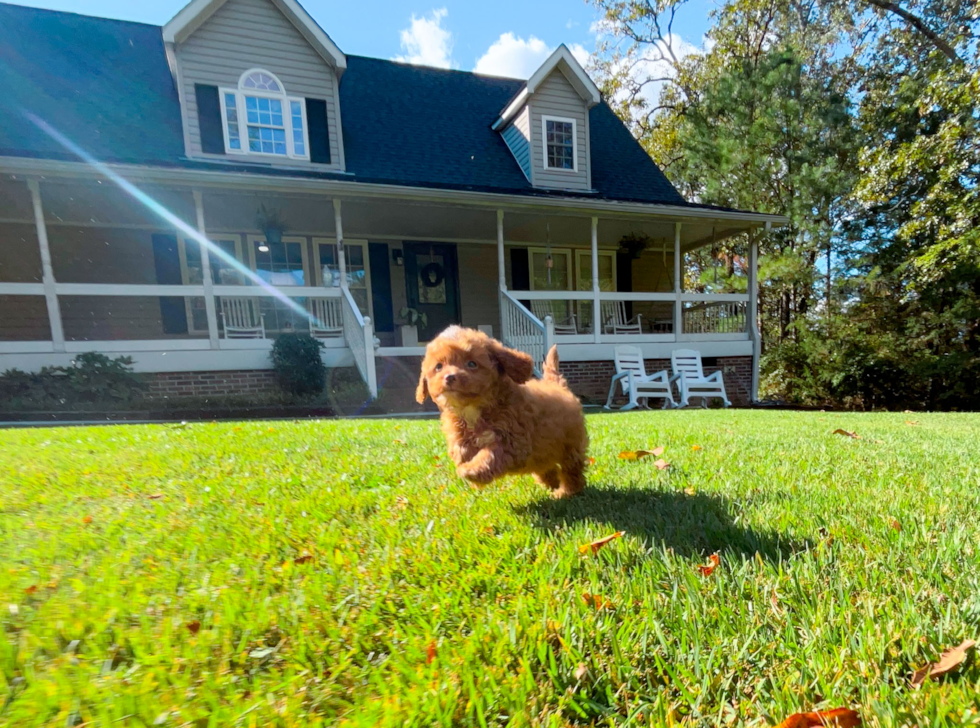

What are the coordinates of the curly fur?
(416, 326, 588, 497)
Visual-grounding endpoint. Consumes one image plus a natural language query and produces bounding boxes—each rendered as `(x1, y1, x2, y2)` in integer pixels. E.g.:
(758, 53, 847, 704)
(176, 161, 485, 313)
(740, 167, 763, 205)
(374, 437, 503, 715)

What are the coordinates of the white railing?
(683, 299, 748, 335)
(341, 287, 378, 399)
(500, 290, 554, 376)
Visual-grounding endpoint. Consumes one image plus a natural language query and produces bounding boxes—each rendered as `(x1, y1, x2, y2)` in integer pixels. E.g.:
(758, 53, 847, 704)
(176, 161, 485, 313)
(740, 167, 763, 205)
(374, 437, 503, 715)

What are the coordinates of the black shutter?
(305, 98, 331, 164)
(195, 84, 225, 155)
(151, 233, 188, 335)
(616, 251, 633, 319)
(369, 242, 394, 332)
(510, 248, 530, 309)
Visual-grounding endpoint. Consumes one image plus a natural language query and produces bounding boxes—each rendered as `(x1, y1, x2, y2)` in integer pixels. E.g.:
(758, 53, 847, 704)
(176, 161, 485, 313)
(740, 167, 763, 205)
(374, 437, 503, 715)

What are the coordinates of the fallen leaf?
(698, 553, 720, 577)
(393, 439, 405, 445)
(294, 553, 314, 565)
(581, 592, 613, 609)
(587, 457, 596, 466)
(684, 487, 696, 496)
(186, 620, 201, 634)
(833, 429, 860, 439)
(148, 493, 164, 500)
(24, 585, 38, 595)
(692, 445, 702, 451)
(653, 459, 670, 470)
(82, 515, 93, 525)
(618, 446, 664, 460)
(905, 420, 919, 426)
(573, 663, 589, 681)
(233, 426, 243, 431)
(579, 531, 624, 555)
(774, 707, 861, 728)
(891, 519, 901, 531)
(426, 642, 437, 664)
(911, 639, 976, 688)
(395, 495, 410, 509)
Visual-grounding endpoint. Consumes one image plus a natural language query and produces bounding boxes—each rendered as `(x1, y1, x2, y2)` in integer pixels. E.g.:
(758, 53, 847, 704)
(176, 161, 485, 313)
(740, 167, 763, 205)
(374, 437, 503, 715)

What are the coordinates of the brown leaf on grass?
(426, 642, 437, 664)
(578, 531, 624, 555)
(692, 445, 702, 451)
(905, 420, 919, 426)
(186, 620, 201, 634)
(393, 439, 405, 445)
(833, 429, 860, 439)
(573, 663, 589, 681)
(581, 592, 613, 610)
(148, 493, 164, 500)
(698, 553, 720, 577)
(891, 519, 901, 531)
(82, 515, 93, 524)
(774, 707, 861, 728)
(911, 639, 977, 688)
(24, 585, 38, 595)
(587, 457, 596, 466)
(294, 553, 314, 565)
(395, 495, 410, 509)
(618, 446, 664, 460)
(653, 459, 670, 470)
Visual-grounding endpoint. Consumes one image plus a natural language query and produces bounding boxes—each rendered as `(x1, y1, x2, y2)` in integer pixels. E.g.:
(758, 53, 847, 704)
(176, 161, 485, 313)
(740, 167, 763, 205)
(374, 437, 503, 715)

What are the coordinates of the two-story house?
(0, 0, 784, 408)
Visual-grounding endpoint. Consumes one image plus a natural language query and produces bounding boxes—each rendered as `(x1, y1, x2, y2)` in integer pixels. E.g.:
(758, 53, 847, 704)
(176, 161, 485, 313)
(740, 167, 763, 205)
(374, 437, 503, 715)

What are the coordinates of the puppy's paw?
(456, 462, 495, 485)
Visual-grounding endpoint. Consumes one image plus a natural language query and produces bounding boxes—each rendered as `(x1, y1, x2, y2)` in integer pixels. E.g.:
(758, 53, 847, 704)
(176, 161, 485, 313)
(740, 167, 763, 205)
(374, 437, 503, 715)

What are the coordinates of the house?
(0, 0, 784, 408)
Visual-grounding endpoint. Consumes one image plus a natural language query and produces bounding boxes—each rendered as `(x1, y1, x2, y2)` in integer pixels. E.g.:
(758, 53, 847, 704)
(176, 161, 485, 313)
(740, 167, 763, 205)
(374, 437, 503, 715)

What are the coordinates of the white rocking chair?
(670, 348, 732, 408)
(220, 297, 265, 339)
(531, 300, 578, 335)
(601, 300, 643, 335)
(307, 297, 343, 339)
(605, 345, 676, 410)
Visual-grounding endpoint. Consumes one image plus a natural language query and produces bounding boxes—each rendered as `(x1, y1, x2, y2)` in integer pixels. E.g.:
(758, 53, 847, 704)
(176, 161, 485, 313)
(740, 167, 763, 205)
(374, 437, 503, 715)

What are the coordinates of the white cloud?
(393, 8, 455, 69)
(473, 34, 593, 80)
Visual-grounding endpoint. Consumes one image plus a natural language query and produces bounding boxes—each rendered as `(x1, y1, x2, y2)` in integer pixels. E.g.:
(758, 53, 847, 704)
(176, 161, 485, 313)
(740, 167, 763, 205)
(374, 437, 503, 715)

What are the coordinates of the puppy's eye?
(467, 361, 478, 369)
(435, 363, 443, 371)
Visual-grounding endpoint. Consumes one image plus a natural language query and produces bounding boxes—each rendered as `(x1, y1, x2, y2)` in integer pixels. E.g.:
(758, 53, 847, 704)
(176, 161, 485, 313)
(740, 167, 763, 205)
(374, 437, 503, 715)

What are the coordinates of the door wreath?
(420, 261, 445, 288)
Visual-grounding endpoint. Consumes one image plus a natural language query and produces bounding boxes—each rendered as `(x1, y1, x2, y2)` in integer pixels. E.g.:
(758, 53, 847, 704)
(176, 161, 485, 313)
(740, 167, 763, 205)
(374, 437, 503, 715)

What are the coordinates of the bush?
(0, 353, 145, 409)
(270, 333, 326, 396)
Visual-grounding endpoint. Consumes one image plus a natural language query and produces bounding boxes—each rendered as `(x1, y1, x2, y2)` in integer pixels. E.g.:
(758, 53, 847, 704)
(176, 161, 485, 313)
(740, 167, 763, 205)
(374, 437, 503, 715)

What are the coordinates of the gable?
(528, 68, 591, 191)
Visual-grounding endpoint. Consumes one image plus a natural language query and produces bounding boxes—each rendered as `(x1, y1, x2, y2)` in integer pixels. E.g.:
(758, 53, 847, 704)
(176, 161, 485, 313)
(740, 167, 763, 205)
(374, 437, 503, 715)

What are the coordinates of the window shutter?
(305, 98, 331, 164)
(151, 233, 189, 335)
(369, 243, 394, 332)
(616, 251, 633, 320)
(510, 248, 530, 309)
(195, 84, 225, 155)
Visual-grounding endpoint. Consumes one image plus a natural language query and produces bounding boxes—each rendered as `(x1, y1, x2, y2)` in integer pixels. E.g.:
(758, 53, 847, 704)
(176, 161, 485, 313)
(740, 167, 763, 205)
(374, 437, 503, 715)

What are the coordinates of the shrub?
(0, 353, 145, 409)
(271, 333, 326, 396)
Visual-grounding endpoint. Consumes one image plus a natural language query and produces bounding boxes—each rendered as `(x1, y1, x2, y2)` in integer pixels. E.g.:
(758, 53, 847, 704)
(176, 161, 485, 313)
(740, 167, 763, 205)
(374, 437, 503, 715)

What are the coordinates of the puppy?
(416, 326, 588, 498)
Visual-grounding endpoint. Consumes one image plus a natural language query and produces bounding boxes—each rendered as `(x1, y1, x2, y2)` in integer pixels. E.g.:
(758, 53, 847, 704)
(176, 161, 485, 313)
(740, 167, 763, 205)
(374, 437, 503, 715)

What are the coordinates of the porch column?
(193, 190, 220, 349)
(591, 216, 601, 343)
(333, 198, 347, 290)
(496, 210, 506, 291)
(27, 179, 65, 352)
(673, 222, 682, 339)
(749, 227, 762, 402)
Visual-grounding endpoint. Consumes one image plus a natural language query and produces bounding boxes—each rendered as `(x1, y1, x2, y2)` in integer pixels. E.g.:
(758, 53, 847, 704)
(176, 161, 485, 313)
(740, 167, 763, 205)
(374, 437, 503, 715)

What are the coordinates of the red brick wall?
(146, 370, 278, 399)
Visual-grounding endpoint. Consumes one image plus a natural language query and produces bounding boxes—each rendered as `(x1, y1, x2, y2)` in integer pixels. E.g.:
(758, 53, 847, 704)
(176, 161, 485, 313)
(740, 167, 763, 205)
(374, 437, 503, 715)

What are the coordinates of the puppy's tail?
(542, 345, 568, 387)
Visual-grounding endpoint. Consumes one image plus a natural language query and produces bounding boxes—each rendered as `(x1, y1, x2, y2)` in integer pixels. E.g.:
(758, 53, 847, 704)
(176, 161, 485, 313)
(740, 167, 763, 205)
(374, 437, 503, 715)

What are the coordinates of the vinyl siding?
(501, 106, 531, 182)
(176, 0, 343, 169)
(457, 244, 499, 336)
(529, 70, 590, 191)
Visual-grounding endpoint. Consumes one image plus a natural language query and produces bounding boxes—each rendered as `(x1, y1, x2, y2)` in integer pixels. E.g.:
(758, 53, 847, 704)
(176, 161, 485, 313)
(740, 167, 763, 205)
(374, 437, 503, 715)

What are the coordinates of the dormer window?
(542, 116, 577, 171)
(220, 69, 308, 159)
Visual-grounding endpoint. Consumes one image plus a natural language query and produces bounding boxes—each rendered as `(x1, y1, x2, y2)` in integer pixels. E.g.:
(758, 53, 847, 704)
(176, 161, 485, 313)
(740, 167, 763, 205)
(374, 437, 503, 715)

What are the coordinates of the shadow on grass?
(514, 484, 806, 562)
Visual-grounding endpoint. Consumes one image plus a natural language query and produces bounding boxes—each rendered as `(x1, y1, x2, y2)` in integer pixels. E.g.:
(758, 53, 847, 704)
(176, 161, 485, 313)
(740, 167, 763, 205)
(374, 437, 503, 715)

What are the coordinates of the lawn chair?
(531, 300, 578, 335)
(669, 348, 731, 408)
(307, 297, 343, 339)
(601, 300, 643, 335)
(605, 345, 675, 410)
(220, 296, 265, 339)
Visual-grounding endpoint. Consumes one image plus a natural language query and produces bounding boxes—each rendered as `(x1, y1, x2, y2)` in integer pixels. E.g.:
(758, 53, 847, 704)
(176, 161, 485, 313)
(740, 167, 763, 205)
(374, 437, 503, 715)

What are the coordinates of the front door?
(404, 242, 460, 342)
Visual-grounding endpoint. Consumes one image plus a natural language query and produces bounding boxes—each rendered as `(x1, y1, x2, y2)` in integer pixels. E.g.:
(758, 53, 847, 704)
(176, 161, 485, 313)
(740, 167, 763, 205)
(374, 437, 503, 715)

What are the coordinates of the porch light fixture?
(258, 243, 270, 253)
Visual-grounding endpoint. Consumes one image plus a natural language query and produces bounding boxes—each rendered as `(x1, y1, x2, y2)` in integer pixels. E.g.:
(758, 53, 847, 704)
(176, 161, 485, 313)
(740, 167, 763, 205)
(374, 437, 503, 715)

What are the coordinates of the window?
(575, 250, 616, 292)
(177, 234, 245, 333)
(314, 238, 373, 317)
(220, 69, 308, 160)
(542, 116, 577, 171)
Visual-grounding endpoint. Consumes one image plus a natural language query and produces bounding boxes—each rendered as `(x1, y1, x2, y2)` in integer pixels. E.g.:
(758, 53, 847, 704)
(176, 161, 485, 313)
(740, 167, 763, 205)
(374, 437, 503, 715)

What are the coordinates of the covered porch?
(0, 167, 777, 402)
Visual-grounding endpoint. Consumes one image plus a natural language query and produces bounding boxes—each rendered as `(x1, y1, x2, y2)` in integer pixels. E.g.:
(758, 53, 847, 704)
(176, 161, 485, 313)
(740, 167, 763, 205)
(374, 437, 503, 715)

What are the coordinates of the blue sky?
(8, 0, 716, 79)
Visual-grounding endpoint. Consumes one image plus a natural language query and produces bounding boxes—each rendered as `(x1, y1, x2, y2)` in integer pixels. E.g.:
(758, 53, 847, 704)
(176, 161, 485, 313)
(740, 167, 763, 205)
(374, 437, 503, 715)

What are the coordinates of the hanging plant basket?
(619, 232, 651, 260)
(256, 204, 288, 246)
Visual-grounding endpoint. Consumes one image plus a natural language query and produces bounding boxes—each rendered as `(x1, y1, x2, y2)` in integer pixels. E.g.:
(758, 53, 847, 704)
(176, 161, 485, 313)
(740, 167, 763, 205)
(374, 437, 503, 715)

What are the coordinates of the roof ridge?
(346, 54, 529, 83)
(0, 1, 162, 29)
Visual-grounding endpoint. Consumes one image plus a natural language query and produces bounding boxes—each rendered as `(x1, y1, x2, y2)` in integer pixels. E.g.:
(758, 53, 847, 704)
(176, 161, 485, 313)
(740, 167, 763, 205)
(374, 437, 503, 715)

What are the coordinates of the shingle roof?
(0, 2, 687, 206)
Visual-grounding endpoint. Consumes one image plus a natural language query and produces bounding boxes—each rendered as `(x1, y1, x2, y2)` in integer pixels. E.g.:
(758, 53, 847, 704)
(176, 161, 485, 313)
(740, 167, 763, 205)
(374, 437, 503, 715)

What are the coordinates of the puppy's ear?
(490, 341, 534, 384)
(415, 369, 429, 403)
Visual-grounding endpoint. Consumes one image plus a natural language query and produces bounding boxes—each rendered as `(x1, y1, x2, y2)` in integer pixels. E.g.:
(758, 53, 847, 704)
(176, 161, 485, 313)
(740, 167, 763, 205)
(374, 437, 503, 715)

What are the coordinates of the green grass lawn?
(2, 411, 979, 727)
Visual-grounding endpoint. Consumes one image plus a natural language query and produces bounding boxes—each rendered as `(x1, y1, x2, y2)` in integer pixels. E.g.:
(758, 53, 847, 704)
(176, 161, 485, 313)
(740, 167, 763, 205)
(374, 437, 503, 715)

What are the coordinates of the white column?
(193, 190, 220, 349)
(749, 229, 761, 402)
(333, 198, 347, 290)
(673, 222, 682, 339)
(496, 210, 506, 291)
(591, 216, 601, 343)
(27, 179, 65, 352)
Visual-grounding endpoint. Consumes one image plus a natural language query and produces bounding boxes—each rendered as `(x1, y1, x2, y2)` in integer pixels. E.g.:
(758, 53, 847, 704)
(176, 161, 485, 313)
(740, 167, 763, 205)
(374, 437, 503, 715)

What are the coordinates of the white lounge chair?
(601, 300, 643, 334)
(531, 300, 577, 335)
(670, 348, 732, 408)
(220, 296, 265, 339)
(605, 345, 675, 410)
(307, 297, 343, 339)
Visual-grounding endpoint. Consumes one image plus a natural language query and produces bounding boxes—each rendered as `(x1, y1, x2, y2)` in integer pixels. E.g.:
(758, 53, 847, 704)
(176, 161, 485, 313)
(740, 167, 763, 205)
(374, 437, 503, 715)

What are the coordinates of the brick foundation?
(146, 370, 279, 399)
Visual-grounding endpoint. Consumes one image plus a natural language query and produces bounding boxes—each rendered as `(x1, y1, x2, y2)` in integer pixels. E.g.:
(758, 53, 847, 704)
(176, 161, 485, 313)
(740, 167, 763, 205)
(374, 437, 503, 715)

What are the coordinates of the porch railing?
(500, 290, 554, 376)
(341, 286, 378, 399)
(682, 297, 748, 336)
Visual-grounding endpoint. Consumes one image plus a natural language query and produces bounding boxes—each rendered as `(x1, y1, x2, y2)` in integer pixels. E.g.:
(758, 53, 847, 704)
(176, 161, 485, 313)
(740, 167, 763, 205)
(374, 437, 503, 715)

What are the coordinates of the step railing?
(341, 286, 378, 398)
(500, 289, 554, 376)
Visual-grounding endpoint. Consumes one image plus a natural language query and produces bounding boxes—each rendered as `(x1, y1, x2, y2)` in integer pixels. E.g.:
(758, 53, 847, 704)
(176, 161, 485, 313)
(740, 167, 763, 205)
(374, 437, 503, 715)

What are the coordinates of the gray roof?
(0, 2, 688, 206)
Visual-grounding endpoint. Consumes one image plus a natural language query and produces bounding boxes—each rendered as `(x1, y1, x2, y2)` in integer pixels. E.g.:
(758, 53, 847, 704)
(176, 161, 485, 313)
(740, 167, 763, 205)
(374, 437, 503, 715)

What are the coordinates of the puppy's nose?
(444, 373, 457, 384)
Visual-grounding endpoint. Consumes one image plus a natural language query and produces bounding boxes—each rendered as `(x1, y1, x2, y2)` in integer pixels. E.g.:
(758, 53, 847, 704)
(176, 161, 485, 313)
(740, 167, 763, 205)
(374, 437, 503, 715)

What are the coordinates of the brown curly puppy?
(416, 326, 588, 497)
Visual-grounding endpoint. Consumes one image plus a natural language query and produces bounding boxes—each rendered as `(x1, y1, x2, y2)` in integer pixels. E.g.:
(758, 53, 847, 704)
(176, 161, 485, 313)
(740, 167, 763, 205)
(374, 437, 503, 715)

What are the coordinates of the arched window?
(219, 69, 308, 159)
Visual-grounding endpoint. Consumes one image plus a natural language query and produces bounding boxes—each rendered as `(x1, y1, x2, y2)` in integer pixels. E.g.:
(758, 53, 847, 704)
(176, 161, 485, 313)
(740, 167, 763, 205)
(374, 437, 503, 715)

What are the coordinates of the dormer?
(492, 45, 601, 192)
(163, 0, 347, 170)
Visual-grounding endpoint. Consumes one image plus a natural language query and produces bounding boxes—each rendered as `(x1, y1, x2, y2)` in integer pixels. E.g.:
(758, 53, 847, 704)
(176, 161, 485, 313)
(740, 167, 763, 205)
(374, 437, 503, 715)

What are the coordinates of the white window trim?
(528, 246, 574, 291)
(574, 249, 617, 292)
(312, 237, 374, 320)
(541, 115, 578, 173)
(177, 234, 243, 334)
(218, 69, 309, 161)
(246, 235, 311, 286)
